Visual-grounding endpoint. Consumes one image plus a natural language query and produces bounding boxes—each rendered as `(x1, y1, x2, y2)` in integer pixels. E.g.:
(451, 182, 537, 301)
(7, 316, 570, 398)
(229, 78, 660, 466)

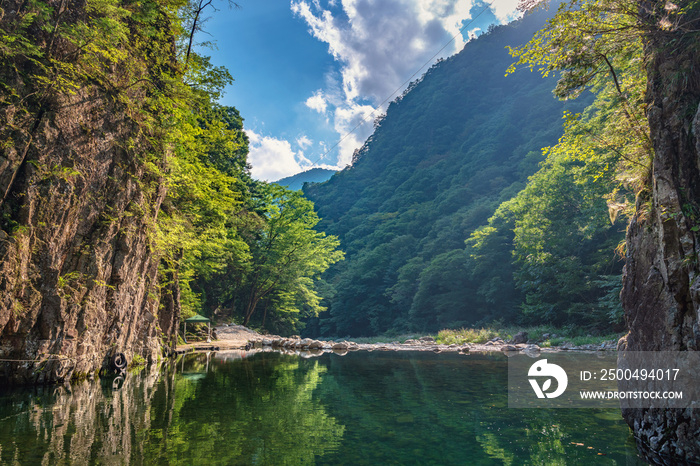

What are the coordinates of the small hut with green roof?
(183, 314, 211, 343)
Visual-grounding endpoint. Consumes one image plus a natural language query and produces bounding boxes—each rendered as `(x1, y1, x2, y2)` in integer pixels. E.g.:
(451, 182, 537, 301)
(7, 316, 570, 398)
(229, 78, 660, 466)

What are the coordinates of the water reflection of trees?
(143, 352, 344, 464)
(0, 353, 344, 464)
(0, 351, 644, 465)
(315, 352, 643, 465)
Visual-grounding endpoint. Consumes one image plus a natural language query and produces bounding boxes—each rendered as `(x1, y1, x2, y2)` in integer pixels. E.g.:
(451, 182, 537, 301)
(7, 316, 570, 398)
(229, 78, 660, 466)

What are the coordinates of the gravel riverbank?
(178, 324, 619, 355)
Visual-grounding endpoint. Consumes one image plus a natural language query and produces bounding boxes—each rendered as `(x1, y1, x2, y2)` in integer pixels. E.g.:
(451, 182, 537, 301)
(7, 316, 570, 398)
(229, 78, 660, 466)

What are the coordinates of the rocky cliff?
(0, 0, 179, 384)
(620, 3, 700, 461)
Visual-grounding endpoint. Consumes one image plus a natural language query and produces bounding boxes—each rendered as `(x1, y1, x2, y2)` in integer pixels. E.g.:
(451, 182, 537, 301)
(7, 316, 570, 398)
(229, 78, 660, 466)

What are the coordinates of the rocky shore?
(202, 325, 618, 356)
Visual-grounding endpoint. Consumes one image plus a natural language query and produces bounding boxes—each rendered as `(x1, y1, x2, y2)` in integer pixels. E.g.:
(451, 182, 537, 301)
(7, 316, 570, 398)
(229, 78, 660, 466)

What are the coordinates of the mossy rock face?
(619, 11, 700, 462)
(0, 0, 179, 385)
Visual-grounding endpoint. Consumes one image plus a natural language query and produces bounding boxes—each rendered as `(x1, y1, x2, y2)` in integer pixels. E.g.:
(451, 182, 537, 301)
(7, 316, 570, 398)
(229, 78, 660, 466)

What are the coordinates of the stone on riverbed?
(512, 331, 528, 344)
(523, 344, 540, 353)
(308, 340, 323, 349)
(298, 338, 312, 348)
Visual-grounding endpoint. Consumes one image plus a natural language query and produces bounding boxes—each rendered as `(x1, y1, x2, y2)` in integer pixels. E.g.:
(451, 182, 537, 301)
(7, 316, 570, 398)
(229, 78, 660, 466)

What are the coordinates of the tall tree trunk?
(261, 301, 268, 329)
(620, 2, 700, 461)
(243, 293, 260, 327)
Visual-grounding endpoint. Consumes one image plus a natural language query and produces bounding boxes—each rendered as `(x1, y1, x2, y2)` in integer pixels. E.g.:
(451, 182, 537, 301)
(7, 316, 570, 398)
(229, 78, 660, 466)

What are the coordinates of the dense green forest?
(0, 0, 647, 341)
(304, 4, 636, 337)
(156, 1, 648, 341)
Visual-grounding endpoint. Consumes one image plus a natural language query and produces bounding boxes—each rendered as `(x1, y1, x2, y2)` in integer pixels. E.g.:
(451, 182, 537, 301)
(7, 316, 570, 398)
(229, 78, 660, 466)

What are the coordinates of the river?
(0, 350, 646, 465)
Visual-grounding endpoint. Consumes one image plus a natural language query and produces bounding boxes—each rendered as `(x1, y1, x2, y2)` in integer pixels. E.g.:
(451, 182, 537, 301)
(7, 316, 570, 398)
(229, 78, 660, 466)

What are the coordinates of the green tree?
(508, 0, 652, 188)
(238, 184, 344, 328)
(467, 106, 631, 328)
(155, 46, 252, 318)
(153, 12, 344, 334)
(465, 205, 521, 324)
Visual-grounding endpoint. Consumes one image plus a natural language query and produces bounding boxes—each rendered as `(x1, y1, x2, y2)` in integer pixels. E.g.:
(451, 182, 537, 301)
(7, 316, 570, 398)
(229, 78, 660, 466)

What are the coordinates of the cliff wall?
(621, 5, 700, 460)
(0, 0, 179, 383)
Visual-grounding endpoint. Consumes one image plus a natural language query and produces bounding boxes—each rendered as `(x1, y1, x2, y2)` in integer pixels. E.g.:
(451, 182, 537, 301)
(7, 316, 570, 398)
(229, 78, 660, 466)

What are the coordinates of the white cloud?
(488, 0, 521, 23)
(332, 102, 377, 166)
(292, 0, 474, 106)
(305, 91, 328, 113)
(246, 130, 304, 181)
(247, 130, 343, 181)
(291, 0, 521, 166)
(296, 135, 314, 149)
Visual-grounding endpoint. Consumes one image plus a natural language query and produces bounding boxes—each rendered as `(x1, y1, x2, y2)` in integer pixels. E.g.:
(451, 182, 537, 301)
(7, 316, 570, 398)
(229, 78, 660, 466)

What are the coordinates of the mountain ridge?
(275, 168, 336, 191)
(304, 5, 591, 336)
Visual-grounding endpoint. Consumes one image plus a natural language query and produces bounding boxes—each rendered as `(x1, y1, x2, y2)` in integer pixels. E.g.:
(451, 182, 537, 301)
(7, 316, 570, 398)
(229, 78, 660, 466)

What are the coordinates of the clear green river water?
(0, 351, 647, 465)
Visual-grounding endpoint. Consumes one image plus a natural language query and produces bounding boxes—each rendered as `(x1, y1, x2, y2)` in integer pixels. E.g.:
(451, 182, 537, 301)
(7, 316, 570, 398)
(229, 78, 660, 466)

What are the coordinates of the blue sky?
(201, 0, 521, 180)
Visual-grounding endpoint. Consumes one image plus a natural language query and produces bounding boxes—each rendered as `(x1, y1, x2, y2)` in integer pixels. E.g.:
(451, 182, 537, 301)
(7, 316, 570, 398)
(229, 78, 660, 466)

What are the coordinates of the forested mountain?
(276, 168, 336, 191)
(304, 6, 625, 337)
